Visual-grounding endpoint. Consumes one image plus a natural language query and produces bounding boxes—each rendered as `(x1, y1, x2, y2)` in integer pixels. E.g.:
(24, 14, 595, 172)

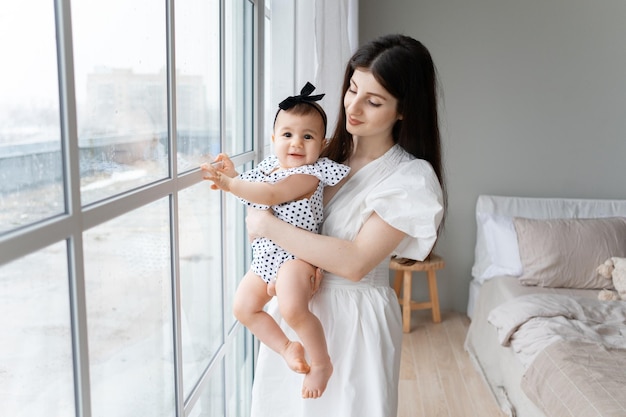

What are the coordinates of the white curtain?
(269, 0, 358, 145)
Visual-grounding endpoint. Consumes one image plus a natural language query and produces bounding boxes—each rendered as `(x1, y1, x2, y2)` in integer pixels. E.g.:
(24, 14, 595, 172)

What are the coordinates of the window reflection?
(72, 0, 169, 205)
(175, 0, 221, 172)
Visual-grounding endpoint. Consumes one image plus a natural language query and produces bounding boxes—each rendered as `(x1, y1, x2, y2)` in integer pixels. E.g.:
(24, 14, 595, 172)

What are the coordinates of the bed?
(464, 195, 626, 417)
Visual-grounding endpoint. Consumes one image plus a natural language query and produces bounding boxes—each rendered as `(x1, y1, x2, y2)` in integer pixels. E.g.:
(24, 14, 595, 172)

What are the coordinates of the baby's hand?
(211, 153, 238, 177)
(201, 165, 233, 191)
(201, 153, 237, 190)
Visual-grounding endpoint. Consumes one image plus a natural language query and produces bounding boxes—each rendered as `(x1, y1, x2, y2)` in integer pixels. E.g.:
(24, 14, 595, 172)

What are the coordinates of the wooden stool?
(390, 253, 445, 333)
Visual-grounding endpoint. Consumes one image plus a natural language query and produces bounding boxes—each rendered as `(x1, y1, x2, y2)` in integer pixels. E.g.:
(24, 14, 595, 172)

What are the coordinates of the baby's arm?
(223, 174, 319, 206)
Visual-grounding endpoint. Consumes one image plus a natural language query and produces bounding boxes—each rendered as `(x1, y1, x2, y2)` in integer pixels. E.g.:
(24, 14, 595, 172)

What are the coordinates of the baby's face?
(272, 111, 325, 169)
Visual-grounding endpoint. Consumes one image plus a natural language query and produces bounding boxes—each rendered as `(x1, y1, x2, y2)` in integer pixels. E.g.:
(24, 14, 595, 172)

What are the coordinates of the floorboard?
(398, 311, 506, 417)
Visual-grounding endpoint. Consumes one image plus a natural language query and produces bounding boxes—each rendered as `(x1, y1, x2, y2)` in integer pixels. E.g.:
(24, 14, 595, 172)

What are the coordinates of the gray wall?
(361, 0, 626, 313)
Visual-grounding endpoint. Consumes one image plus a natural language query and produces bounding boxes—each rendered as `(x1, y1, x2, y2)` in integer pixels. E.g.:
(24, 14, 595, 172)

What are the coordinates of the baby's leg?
(233, 270, 309, 373)
(276, 260, 333, 399)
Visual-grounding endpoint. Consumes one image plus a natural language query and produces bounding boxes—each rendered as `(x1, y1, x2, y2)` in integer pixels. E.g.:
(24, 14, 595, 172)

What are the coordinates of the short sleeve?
(362, 159, 444, 261)
(285, 157, 350, 186)
(314, 157, 350, 186)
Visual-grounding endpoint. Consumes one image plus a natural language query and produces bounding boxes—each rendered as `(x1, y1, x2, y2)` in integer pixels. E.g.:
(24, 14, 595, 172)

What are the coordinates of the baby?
(202, 83, 349, 399)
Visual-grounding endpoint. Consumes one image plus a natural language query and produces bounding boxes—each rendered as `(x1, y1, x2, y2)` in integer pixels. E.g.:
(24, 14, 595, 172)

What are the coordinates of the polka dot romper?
(238, 155, 350, 283)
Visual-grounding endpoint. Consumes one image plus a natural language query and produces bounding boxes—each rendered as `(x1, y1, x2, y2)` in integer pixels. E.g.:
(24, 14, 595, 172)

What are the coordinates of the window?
(0, 0, 260, 416)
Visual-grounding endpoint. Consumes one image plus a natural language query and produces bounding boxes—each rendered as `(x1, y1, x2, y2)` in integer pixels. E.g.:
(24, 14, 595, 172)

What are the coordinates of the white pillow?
(475, 213, 523, 281)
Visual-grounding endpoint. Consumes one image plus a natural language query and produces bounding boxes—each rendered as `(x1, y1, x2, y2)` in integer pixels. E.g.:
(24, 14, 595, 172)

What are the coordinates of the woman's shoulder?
(384, 145, 437, 181)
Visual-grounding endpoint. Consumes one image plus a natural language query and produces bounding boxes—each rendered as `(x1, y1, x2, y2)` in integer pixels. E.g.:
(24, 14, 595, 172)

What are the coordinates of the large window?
(0, 0, 261, 416)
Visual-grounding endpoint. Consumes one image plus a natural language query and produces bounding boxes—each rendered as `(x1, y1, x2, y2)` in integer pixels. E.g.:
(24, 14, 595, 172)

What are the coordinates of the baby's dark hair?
(273, 102, 328, 137)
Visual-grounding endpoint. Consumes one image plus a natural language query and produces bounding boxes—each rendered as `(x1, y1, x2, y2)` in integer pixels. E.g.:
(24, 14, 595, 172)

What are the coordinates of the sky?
(1, 0, 59, 107)
(0, 0, 218, 108)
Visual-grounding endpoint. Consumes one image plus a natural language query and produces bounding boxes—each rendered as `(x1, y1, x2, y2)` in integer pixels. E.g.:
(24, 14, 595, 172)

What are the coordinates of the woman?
(247, 34, 447, 417)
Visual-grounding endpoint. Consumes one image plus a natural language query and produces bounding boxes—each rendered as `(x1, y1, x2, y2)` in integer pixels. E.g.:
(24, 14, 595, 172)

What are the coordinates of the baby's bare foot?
(302, 361, 333, 399)
(281, 341, 310, 374)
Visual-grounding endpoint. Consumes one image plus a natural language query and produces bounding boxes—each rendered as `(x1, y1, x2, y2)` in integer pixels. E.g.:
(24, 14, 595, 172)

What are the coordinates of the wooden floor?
(398, 310, 506, 417)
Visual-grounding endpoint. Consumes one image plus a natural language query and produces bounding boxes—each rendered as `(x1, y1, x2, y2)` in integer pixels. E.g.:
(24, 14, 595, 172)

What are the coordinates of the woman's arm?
(246, 208, 405, 281)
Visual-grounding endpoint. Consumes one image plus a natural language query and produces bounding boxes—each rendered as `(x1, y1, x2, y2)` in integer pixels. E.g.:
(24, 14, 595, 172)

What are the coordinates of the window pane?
(0, 1, 64, 234)
(224, 0, 253, 155)
(72, 1, 169, 205)
(226, 329, 253, 417)
(175, 0, 221, 172)
(0, 242, 74, 416)
(178, 183, 223, 399)
(83, 199, 174, 416)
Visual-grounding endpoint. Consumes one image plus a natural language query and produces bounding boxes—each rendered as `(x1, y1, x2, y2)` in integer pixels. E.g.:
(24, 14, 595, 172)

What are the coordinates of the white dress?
(250, 144, 444, 417)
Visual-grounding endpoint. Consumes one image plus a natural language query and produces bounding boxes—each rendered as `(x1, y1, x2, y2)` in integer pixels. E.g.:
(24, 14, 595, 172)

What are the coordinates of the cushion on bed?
(514, 216, 626, 288)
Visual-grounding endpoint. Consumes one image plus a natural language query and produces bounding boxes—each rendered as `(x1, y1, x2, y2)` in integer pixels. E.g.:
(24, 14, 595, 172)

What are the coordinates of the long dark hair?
(322, 34, 446, 208)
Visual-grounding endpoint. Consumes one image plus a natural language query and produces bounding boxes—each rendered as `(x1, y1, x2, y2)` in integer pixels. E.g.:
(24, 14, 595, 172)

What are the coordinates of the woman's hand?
(245, 208, 274, 241)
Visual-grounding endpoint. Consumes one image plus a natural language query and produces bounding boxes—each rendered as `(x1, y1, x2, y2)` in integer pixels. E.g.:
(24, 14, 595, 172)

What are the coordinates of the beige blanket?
(488, 294, 626, 416)
(522, 340, 626, 417)
(487, 294, 626, 367)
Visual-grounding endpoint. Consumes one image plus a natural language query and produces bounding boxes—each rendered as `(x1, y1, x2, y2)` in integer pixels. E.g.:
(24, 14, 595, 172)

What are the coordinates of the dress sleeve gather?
(362, 159, 444, 261)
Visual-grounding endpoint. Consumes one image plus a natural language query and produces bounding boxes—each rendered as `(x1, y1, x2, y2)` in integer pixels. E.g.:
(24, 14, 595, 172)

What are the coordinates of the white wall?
(360, 0, 626, 313)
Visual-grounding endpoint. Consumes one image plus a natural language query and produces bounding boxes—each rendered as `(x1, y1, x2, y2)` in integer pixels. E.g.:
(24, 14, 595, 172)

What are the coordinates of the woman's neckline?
(324, 145, 399, 205)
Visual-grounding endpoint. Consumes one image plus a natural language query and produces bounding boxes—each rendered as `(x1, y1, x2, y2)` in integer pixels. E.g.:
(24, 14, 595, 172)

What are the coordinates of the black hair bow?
(278, 82, 325, 110)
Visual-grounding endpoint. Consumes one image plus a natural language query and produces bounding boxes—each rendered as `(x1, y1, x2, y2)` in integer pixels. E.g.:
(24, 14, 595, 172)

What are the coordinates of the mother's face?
(343, 69, 402, 139)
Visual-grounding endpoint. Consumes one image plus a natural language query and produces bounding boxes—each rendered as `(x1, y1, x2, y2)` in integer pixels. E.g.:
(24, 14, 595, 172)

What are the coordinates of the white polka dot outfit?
(238, 155, 350, 283)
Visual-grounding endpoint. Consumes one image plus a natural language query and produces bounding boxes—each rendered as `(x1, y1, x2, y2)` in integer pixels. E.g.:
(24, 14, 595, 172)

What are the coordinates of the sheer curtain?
(268, 0, 358, 153)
